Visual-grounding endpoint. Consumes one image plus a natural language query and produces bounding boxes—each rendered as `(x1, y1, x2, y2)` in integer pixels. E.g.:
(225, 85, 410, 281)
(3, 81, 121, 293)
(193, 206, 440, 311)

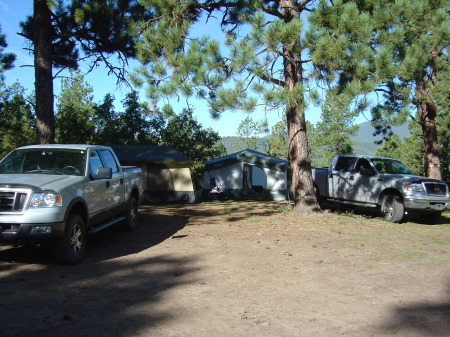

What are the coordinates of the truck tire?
(54, 214, 86, 264)
(121, 196, 138, 231)
(381, 194, 404, 223)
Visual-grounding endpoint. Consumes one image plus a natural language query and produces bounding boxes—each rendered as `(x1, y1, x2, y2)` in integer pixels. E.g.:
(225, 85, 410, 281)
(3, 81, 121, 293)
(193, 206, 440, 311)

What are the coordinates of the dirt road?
(0, 202, 449, 337)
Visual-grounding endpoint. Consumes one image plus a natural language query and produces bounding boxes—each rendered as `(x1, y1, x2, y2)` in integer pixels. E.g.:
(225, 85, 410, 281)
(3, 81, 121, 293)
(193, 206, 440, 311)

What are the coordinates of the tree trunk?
(281, 0, 321, 214)
(415, 64, 441, 180)
(34, 0, 55, 144)
(416, 86, 441, 179)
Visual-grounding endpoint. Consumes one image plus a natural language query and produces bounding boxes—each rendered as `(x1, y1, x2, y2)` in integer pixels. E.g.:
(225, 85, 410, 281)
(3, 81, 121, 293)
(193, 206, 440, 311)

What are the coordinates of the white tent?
(203, 149, 289, 201)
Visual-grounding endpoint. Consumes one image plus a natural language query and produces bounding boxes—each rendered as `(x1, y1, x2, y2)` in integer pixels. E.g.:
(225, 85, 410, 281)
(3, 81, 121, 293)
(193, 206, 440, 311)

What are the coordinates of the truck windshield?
(0, 149, 86, 176)
(372, 158, 415, 175)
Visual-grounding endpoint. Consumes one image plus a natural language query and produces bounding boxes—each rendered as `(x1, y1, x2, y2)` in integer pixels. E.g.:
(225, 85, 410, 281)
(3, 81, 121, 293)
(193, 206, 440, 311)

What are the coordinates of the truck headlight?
(30, 192, 62, 207)
(405, 183, 425, 193)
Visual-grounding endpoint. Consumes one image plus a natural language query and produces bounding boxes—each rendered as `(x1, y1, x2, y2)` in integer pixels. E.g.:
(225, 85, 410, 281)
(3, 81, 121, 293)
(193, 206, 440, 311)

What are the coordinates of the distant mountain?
(221, 136, 267, 155)
(221, 121, 410, 156)
(352, 121, 410, 155)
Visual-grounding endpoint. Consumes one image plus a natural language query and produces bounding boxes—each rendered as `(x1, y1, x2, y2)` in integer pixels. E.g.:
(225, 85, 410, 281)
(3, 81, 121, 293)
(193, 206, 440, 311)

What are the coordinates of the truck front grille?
(424, 183, 448, 196)
(0, 191, 29, 212)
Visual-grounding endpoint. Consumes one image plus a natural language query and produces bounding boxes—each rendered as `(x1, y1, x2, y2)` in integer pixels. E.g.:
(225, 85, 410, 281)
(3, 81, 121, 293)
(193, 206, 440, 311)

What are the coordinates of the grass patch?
(431, 236, 449, 245)
(386, 249, 426, 261)
(277, 203, 293, 214)
(350, 233, 383, 241)
(419, 256, 450, 266)
(219, 207, 231, 214)
(248, 215, 261, 223)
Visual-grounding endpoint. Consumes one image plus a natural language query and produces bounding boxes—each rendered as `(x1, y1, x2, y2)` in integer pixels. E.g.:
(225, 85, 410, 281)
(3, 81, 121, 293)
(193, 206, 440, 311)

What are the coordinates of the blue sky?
(0, 1, 366, 137)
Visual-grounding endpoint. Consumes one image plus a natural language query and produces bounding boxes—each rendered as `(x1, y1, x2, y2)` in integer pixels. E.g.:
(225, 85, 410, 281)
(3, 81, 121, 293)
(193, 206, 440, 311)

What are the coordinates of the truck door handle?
(349, 176, 354, 180)
(106, 181, 110, 188)
(120, 178, 124, 185)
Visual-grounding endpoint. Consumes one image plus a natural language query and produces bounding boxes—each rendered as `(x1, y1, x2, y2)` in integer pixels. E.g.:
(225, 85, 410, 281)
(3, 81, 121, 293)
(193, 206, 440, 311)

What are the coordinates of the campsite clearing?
(0, 201, 449, 337)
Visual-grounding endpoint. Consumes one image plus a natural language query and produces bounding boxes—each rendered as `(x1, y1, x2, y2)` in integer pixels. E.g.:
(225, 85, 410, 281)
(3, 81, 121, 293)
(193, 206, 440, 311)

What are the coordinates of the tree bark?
(416, 80, 441, 180)
(281, 0, 321, 214)
(34, 0, 55, 144)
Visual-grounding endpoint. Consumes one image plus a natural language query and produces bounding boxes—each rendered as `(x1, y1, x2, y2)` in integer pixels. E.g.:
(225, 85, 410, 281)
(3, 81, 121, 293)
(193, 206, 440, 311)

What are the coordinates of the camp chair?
(209, 177, 225, 201)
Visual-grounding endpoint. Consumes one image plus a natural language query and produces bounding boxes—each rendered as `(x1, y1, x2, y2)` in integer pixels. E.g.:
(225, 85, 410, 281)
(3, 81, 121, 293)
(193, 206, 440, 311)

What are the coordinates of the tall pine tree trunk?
(416, 80, 441, 180)
(281, 0, 320, 214)
(34, 0, 55, 144)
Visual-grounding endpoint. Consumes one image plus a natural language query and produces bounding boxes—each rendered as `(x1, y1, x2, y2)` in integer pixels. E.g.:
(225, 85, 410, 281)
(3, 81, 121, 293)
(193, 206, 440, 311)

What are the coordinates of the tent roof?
(205, 148, 288, 171)
(111, 146, 191, 165)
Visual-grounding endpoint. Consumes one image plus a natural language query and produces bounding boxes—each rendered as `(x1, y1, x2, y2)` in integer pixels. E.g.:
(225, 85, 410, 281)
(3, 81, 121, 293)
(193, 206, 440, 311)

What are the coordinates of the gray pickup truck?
(312, 154, 449, 223)
(0, 144, 144, 263)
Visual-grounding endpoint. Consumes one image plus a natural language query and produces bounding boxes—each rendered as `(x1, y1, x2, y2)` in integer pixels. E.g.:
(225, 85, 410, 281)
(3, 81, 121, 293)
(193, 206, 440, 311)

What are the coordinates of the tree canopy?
(132, 0, 324, 213)
(19, 0, 153, 143)
(0, 25, 16, 84)
(308, 0, 449, 180)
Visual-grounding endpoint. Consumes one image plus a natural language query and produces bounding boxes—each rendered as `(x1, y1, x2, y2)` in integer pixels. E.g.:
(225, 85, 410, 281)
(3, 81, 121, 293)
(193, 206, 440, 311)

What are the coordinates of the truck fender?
(64, 196, 89, 227)
(377, 188, 403, 206)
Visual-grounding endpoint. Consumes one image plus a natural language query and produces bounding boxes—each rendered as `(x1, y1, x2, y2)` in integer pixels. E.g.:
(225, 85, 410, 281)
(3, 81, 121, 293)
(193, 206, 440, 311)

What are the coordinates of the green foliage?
(266, 121, 288, 160)
(233, 116, 268, 152)
(55, 70, 96, 143)
(0, 25, 16, 84)
(437, 111, 450, 183)
(308, 0, 449, 178)
(0, 82, 35, 157)
(117, 91, 166, 145)
(91, 92, 166, 146)
(308, 89, 359, 167)
(375, 121, 424, 176)
(374, 134, 404, 161)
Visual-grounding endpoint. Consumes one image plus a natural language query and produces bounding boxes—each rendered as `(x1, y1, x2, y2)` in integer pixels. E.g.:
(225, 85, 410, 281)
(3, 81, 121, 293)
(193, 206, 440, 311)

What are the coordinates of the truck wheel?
(381, 194, 404, 223)
(54, 214, 86, 264)
(121, 196, 138, 231)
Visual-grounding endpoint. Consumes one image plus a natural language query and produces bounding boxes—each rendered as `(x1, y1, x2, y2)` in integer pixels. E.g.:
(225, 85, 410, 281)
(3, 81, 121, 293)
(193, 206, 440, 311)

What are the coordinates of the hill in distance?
(221, 121, 410, 156)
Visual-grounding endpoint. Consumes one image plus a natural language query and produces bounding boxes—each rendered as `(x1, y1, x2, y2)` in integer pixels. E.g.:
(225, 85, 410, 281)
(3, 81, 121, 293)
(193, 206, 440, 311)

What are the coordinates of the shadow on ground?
(0, 209, 198, 337)
(379, 295, 450, 336)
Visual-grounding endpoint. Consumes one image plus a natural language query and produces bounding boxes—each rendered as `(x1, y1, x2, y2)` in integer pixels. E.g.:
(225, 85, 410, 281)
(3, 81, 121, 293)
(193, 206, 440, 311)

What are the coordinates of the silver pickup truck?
(312, 155, 449, 223)
(0, 144, 144, 263)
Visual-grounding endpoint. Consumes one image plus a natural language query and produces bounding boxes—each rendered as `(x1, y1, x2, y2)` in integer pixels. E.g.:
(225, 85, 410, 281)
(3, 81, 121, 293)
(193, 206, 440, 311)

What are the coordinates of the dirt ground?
(0, 201, 449, 337)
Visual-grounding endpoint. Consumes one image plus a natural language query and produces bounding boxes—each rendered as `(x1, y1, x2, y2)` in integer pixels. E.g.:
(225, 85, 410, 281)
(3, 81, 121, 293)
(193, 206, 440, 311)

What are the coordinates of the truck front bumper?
(0, 221, 65, 243)
(404, 198, 448, 212)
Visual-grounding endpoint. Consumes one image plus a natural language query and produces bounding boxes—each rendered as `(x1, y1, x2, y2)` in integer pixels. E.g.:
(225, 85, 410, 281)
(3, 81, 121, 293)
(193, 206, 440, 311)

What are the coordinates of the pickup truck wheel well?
(378, 189, 403, 206)
(66, 201, 88, 228)
(130, 187, 140, 204)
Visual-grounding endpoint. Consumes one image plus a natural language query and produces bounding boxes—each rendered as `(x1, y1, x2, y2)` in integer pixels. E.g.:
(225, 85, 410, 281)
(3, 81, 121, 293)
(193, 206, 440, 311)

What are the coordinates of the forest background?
(0, 0, 448, 192)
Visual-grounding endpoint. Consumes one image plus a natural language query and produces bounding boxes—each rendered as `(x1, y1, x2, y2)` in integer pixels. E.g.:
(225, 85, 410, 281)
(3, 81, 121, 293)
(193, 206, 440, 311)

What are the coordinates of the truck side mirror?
(91, 167, 112, 180)
(360, 167, 375, 176)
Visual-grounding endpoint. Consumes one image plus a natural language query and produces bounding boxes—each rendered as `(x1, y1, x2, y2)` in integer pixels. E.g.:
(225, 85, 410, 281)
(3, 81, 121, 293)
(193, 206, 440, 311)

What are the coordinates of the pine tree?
(0, 25, 16, 84)
(234, 116, 268, 152)
(308, 0, 449, 179)
(267, 121, 289, 160)
(55, 70, 95, 143)
(311, 89, 359, 166)
(19, 0, 152, 144)
(133, 0, 325, 213)
(0, 83, 35, 157)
